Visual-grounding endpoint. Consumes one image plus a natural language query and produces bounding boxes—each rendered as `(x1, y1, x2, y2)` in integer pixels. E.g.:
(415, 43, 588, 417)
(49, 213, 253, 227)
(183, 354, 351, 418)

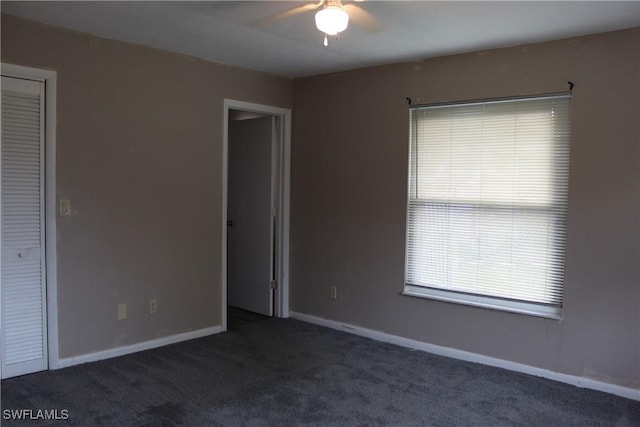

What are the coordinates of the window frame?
(403, 93, 571, 319)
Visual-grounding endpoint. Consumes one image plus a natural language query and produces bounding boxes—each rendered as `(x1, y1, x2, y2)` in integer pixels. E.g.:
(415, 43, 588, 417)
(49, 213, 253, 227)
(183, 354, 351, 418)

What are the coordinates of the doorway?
(222, 100, 290, 331)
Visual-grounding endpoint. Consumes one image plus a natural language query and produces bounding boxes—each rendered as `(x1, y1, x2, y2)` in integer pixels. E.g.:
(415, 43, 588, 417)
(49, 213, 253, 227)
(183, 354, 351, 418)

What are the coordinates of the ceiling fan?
(253, 0, 383, 46)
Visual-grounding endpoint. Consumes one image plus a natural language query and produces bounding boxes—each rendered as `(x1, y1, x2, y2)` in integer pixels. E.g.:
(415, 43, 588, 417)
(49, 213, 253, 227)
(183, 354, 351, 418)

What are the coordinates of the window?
(404, 95, 571, 318)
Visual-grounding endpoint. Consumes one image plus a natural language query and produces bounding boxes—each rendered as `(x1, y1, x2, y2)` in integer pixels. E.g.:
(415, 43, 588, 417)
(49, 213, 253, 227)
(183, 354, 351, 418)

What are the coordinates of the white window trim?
(402, 285, 563, 319)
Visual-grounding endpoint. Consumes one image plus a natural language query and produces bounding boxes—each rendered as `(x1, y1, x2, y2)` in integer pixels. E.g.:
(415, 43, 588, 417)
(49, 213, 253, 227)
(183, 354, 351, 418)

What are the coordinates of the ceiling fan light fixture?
(315, 6, 349, 36)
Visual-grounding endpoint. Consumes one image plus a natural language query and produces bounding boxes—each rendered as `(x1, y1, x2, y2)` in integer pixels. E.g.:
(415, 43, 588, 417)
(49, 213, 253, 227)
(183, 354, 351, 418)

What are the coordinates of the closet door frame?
(1, 63, 58, 371)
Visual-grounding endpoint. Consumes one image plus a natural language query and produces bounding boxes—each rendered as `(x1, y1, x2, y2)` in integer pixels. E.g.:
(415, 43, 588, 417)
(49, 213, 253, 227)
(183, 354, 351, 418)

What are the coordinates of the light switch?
(58, 199, 71, 216)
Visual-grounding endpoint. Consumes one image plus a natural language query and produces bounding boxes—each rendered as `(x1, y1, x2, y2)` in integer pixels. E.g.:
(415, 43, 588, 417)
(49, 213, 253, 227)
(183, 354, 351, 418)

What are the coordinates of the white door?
(1, 75, 48, 379)
(227, 116, 276, 316)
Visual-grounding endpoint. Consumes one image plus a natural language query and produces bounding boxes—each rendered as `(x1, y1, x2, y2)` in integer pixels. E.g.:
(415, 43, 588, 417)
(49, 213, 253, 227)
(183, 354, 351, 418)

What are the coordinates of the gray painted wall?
(291, 29, 640, 389)
(1, 14, 292, 359)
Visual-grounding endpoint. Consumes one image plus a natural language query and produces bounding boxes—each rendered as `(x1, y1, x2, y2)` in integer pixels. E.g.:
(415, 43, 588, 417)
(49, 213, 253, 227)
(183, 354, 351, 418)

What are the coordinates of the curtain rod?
(406, 81, 574, 107)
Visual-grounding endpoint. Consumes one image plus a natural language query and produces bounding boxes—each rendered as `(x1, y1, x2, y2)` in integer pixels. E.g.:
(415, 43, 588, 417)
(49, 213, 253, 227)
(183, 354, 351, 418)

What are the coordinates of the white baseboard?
(56, 325, 223, 369)
(290, 311, 640, 402)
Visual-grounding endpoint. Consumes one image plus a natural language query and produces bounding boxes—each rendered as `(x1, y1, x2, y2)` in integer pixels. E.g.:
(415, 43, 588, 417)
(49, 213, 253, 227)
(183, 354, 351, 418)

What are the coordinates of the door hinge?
(270, 280, 277, 290)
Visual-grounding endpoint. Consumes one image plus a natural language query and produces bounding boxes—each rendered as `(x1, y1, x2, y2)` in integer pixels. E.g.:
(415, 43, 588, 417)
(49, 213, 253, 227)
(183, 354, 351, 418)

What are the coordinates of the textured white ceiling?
(2, 1, 639, 78)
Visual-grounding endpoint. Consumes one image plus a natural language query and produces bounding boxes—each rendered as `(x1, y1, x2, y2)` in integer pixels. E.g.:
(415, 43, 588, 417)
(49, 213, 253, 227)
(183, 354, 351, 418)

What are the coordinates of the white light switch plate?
(58, 199, 71, 216)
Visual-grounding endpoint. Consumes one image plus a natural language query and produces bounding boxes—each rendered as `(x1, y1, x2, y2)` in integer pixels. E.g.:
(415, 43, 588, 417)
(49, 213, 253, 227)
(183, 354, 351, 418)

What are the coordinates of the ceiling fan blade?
(343, 3, 384, 33)
(252, 1, 323, 28)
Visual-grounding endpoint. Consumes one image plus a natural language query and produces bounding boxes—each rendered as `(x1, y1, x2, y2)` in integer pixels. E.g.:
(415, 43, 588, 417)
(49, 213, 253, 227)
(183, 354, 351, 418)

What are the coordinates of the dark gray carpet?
(2, 318, 639, 426)
(227, 306, 271, 331)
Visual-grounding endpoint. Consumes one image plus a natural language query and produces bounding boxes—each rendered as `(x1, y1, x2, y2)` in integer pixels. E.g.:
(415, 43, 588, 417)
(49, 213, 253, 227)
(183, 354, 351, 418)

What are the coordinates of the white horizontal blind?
(405, 95, 570, 316)
(1, 76, 48, 377)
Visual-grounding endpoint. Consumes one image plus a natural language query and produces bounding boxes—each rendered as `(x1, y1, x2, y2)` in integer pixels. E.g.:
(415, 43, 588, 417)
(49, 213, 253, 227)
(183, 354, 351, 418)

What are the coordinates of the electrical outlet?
(117, 303, 127, 320)
(149, 299, 158, 314)
(329, 286, 337, 300)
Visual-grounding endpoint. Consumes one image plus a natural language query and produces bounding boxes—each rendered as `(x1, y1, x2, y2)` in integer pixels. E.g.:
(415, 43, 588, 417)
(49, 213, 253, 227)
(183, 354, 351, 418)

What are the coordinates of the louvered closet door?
(1, 76, 47, 379)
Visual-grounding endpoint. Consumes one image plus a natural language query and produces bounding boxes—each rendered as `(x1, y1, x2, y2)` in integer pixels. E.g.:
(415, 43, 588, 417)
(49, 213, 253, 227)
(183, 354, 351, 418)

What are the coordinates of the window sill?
(402, 285, 563, 320)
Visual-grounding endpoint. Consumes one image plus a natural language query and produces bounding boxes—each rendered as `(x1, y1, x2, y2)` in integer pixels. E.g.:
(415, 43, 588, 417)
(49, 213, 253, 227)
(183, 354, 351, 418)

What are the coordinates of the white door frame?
(222, 99, 291, 330)
(1, 63, 59, 371)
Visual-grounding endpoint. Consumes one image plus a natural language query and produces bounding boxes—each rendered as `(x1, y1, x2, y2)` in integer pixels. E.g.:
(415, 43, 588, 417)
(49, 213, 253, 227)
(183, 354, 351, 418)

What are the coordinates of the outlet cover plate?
(117, 303, 127, 320)
(149, 299, 158, 314)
